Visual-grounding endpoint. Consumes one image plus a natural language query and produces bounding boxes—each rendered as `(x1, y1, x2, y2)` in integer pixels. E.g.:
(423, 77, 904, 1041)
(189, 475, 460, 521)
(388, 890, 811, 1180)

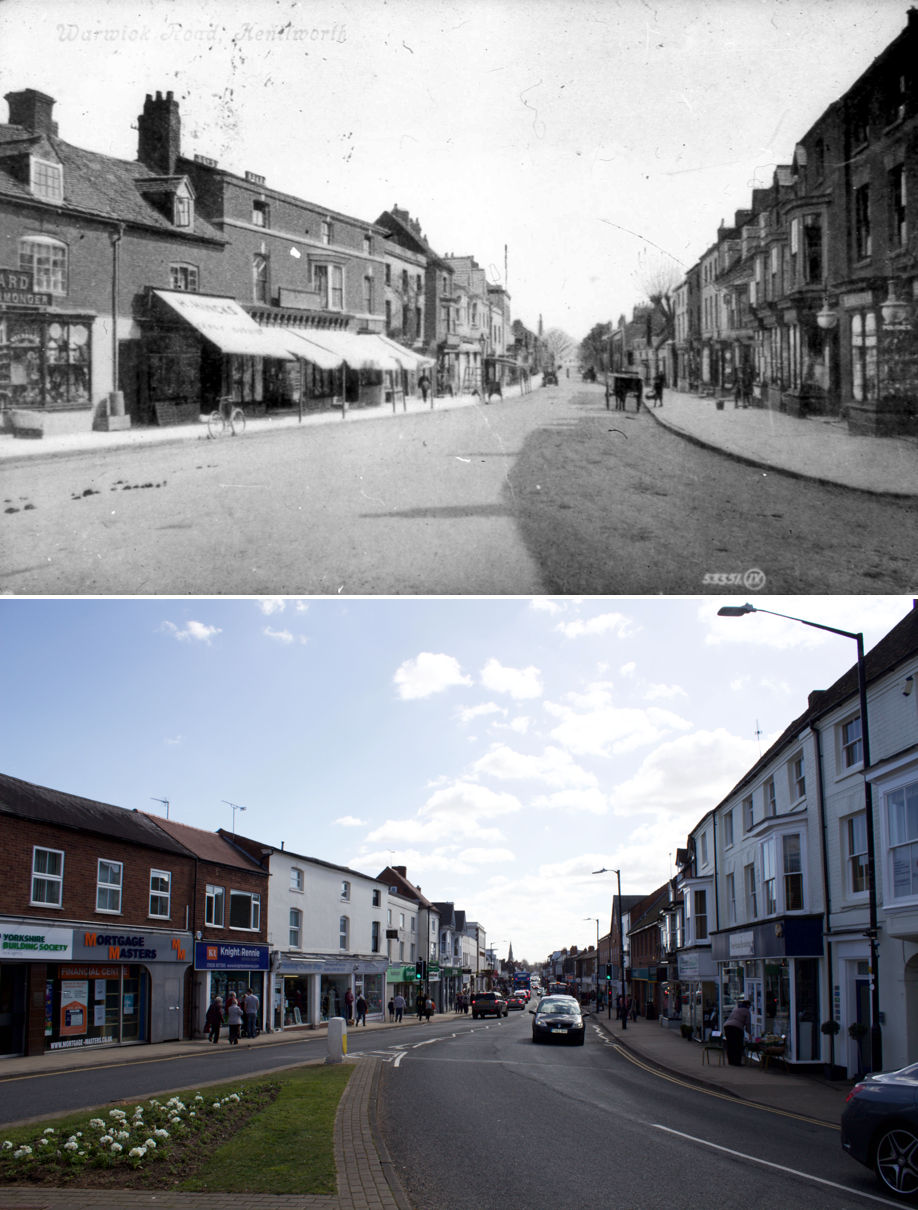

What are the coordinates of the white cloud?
(554, 612, 636, 640)
(164, 735, 181, 745)
(352, 848, 478, 875)
(730, 677, 748, 691)
(609, 728, 762, 820)
(532, 788, 609, 814)
(257, 597, 287, 615)
(479, 658, 543, 700)
(458, 847, 516, 863)
(420, 781, 523, 821)
(506, 717, 531, 734)
(160, 620, 221, 644)
(643, 683, 688, 700)
(530, 598, 564, 614)
(456, 702, 506, 725)
(471, 744, 597, 788)
(620, 662, 637, 676)
(334, 815, 368, 827)
(394, 652, 472, 700)
(364, 780, 522, 847)
(545, 698, 693, 757)
(264, 627, 294, 643)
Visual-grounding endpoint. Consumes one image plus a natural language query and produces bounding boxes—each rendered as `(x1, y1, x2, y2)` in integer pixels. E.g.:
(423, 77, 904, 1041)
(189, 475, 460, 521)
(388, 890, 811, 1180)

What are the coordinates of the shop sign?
(0, 266, 52, 308)
(194, 941, 270, 971)
(74, 931, 192, 963)
(729, 930, 755, 958)
(60, 965, 119, 979)
(1, 925, 72, 959)
(678, 952, 700, 978)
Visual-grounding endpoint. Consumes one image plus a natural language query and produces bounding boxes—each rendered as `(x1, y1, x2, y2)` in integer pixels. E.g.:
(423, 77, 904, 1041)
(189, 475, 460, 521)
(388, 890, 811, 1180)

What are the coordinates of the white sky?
(2, 595, 912, 965)
(2, 0, 910, 341)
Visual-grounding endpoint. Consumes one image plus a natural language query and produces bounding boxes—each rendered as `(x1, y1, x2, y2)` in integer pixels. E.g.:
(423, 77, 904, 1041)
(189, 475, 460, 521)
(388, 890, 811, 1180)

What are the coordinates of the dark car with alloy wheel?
(470, 992, 507, 1019)
(841, 1062, 918, 1199)
(530, 996, 589, 1045)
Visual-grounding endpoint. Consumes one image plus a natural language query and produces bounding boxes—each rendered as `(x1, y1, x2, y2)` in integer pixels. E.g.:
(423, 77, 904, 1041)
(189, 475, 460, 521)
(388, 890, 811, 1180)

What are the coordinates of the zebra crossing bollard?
(326, 1015, 347, 1064)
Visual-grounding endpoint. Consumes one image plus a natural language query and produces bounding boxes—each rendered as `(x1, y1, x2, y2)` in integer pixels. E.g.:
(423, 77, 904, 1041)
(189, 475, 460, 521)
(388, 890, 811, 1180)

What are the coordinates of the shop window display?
(320, 975, 348, 1021)
(0, 316, 91, 411)
(44, 963, 148, 1050)
(283, 975, 310, 1025)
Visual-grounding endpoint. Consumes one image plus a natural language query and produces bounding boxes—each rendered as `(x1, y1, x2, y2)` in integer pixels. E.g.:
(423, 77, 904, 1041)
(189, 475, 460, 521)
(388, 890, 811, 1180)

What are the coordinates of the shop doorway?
(0, 964, 27, 1056)
(746, 978, 764, 1035)
(854, 977, 871, 1074)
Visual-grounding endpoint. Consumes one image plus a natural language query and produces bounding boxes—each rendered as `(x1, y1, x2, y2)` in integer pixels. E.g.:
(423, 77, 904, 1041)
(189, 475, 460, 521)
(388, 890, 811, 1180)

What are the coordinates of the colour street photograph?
(0, 0, 917, 595)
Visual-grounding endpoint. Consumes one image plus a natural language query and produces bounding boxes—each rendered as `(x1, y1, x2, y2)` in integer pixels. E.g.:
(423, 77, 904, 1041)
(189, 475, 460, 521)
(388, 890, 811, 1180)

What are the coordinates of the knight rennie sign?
(0, 267, 52, 307)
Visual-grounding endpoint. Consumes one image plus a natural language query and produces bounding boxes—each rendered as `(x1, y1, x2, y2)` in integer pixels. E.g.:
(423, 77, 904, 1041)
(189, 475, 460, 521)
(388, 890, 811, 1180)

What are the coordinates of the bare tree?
(543, 327, 578, 366)
(633, 252, 683, 350)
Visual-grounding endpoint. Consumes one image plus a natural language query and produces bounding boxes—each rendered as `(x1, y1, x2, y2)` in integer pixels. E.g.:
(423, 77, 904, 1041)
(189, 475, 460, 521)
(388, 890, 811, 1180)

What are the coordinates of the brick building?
(0, 772, 195, 1057)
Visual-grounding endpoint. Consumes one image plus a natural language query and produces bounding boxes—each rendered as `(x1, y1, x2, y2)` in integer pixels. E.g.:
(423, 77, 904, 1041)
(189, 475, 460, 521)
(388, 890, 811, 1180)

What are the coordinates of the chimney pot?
(5, 89, 56, 138)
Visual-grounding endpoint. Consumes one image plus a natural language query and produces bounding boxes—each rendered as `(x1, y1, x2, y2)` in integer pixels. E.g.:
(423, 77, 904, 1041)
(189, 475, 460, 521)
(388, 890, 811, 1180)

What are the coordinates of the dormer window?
(252, 200, 269, 228)
(31, 158, 62, 202)
(174, 195, 192, 227)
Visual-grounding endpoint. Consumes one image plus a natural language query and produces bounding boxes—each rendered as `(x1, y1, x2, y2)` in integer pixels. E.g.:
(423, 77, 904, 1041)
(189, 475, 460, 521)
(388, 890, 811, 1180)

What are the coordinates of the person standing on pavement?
(344, 986, 355, 1023)
(393, 992, 405, 1023)
(418, 373, 431, 403)
(388, 997, 395, 1022)
(723, 999, 753, 1065)
(416, 992, 426, 1023)
(355, 993, 368, 1026)
(424, 995, 434, 1023)
(205, 995, 224, 1044)
(652, 371, 665, 407)
(226, 994, 244, 1045)
(243, 987, 259, 1038)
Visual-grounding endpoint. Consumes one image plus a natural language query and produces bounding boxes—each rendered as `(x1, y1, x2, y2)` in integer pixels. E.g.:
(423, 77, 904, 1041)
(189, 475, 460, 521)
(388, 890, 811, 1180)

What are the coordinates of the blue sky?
(1, 0, 910, 339)
(2, 595, 912, 963)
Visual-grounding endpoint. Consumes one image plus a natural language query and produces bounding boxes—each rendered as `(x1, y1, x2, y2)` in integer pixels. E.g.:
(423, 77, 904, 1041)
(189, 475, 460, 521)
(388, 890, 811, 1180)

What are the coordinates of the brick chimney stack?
(137, 90, 181, 176)
(5, 89, 56, 137)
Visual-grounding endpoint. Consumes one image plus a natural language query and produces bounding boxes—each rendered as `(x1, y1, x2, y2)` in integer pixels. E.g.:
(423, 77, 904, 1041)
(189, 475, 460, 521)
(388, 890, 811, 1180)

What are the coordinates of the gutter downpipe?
(109, 224, 125, 417)
(811, 719, 835, 1073)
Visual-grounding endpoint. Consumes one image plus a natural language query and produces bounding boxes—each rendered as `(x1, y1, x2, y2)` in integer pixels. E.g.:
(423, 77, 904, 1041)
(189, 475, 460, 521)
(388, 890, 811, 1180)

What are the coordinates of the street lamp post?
(584, 917, 600, 1008)
(592, 868, 627, 1030)
(717, 602, 882, 1073)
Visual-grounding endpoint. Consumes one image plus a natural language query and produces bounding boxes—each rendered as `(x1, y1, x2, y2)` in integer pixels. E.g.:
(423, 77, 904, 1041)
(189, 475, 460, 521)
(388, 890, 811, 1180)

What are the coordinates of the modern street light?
(717, 601, 882, 1073)
(592, 868, 627, 1030)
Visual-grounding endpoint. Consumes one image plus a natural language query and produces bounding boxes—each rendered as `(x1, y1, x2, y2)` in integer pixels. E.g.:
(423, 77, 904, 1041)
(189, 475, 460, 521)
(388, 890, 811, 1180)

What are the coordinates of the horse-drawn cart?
(605, 372, 644, 411)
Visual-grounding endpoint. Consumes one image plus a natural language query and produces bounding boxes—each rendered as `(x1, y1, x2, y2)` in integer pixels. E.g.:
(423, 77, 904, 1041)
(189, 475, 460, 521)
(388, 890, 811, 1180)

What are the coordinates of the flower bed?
(1, 1084, 279, 1190)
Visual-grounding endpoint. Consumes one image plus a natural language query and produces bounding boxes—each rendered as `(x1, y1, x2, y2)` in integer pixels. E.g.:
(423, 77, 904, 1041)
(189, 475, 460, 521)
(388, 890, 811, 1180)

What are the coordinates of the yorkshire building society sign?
(1, 925, 72, 959)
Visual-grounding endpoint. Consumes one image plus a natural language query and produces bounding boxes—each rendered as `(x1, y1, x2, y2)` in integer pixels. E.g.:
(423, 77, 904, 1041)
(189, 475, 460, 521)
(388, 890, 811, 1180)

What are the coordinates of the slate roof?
(225, 830, 383, 884)
(376, 865, 435, 909)
(0, 124, 224, 242)
(144, 815, 265, 872)
(0, 771, 192, 855)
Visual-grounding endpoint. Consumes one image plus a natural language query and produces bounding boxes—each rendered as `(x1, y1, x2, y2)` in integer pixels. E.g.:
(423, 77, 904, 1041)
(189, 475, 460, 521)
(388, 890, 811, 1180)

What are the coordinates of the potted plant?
(849, 1021, 869, 1074)
(680, 1023, 693, 1040)
(821, 1018, 840, 1079)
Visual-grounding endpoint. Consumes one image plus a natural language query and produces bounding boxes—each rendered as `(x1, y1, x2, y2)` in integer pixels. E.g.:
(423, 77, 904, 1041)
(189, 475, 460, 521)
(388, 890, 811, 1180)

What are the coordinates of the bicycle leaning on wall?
(207, 396, 246, 439)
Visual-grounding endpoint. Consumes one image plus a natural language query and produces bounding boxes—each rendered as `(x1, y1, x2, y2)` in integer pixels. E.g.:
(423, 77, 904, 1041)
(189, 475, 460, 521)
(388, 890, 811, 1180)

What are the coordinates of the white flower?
(78, 1150, 85, 1156)
(117, 1131, 130, 1141)
(110, 1142, 123, 1153)
(99, 1136, 113, 1146)
(153, 1129, 169, 1139)
(169, 1116, 181, 1124)
(188, 1112, 196, 1118)
(13, 1146, 32, 1159)
(128, 1147, 145, 1158)
(194, 1095, 203, 1102)
(227, 1093, 240, 1102)
(144, 1138, 156, 1150)
(43, 1128, 56, 1135)
(89, 1119, 105, 1129)
(38, 1138, 50, 1146)
(63, 1141, 78, 1151)
(109, 1110, 126, 1120)
(2, 1141, 12, 1150)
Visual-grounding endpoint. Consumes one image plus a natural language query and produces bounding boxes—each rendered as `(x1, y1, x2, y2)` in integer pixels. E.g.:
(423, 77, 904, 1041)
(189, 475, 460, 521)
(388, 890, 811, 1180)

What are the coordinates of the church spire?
(507, 940, 514, 965)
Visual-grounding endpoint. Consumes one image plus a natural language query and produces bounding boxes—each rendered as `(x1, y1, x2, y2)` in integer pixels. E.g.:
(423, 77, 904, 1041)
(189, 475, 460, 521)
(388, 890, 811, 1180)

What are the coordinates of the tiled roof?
(0, 126, 224, 242)
(144, 815, 265, 871)
(225, 830, 382, 883)
(0, 771, 192, 855)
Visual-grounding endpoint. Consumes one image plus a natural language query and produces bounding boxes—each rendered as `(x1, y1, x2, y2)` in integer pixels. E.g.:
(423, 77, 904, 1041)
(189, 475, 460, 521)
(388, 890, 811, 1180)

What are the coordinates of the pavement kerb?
(637, 390, 918, 501)
(590, 1011, 848, 1128)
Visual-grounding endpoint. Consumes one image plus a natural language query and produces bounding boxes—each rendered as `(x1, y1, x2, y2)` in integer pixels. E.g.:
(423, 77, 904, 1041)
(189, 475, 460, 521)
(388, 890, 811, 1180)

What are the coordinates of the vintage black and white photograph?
(0, 0, 916, 594)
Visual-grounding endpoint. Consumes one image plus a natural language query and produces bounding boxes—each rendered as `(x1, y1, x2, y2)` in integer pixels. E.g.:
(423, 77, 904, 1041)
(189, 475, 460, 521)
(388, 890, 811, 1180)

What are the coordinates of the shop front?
(274, 956, 388, 1030)
(0, 920, 193, 1057)
(194, 940, 270, 1037)
(712, 916, 823, 1064)
(386, 963, 421, 1012)
(677, 948, 719, 1038)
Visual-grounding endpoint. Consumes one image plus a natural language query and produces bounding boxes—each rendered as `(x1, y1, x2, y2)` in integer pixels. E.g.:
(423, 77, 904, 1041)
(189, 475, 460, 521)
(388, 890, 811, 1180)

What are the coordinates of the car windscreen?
(537, 1002, 581, 1016)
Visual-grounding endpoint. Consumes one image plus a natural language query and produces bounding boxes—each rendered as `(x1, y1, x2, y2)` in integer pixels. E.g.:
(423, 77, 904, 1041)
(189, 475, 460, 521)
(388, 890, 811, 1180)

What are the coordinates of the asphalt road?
(379, 1011, 889, 1210)
(2, 383, 915, 594)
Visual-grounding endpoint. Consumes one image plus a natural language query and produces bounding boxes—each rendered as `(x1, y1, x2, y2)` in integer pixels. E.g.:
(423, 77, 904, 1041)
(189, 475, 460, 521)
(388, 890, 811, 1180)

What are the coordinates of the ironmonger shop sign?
(0, 267, 52, 307)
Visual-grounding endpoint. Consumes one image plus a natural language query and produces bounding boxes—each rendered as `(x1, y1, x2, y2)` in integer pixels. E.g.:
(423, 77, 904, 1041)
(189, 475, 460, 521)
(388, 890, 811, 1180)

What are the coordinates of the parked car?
(840, 1062, 918, 1199)
(530, 996, 589, 1045)
(470, 992, 508, 1019)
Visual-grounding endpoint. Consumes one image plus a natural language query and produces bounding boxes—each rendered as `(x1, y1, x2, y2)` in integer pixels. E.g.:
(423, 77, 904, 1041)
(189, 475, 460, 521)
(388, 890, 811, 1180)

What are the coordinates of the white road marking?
(652, 1125, 900, 1207)
(392, 1050, 407, 1068)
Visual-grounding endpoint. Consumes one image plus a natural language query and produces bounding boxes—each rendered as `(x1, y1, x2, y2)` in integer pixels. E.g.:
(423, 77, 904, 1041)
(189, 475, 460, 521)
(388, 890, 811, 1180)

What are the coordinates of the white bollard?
(326, 1015, 347, 1064)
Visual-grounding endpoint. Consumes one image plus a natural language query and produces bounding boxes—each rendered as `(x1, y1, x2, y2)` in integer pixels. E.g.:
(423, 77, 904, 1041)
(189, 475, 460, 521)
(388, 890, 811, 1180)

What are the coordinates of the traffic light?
(605, 963, 613, 980)
(415, 960, 423, 980)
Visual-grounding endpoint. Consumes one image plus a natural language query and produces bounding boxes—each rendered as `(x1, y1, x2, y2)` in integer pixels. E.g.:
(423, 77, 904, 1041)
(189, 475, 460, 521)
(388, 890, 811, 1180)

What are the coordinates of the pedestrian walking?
(226, 994, 244, 1045)
(355, 993, 368, 1026)
(417, 993, 426, 1023)
(652, 371, 665, 407)
(345, 987, 355, 1024)
(425, 996, 434, 1023)
(205, 995, 224, 1044)
(243, 987, 259, 1038)
(388, 997, 395, 1022)
(418, 372, 431, 403)
(734, 377, 742, 408)
(394, 992, 405, 1023)
(723, 999, 753, 1066)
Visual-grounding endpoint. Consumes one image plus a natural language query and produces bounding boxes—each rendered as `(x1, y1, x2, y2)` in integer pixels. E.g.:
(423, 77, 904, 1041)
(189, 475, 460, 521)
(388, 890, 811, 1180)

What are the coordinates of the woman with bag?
(205, 996, 224, 1044)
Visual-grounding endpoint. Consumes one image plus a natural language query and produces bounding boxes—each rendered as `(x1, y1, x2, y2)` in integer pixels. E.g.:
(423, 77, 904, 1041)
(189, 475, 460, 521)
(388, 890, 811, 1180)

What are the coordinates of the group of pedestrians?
(453, 992, 471, 1014)
(204, 987, 260, 1044)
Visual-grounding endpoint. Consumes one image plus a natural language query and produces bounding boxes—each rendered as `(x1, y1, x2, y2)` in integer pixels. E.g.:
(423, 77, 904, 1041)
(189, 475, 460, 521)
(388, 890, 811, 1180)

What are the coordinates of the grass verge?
(1, 1061, 354, 1195)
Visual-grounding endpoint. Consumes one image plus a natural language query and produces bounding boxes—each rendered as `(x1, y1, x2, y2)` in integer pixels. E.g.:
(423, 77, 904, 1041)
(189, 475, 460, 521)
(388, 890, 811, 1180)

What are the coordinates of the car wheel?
(532, 1031, 540, 1043)
(575, 1033, 585, 1046)
(875, 1126, 918, 1198)
(472, 1012, 478, 1019)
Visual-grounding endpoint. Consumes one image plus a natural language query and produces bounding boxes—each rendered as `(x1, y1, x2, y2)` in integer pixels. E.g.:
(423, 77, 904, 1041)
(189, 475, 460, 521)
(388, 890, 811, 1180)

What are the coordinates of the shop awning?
(282, 329, 346, 370)
(299, 329, 402, 370)
(366, 333, 435, 370)
(153, 290, 295, 359)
